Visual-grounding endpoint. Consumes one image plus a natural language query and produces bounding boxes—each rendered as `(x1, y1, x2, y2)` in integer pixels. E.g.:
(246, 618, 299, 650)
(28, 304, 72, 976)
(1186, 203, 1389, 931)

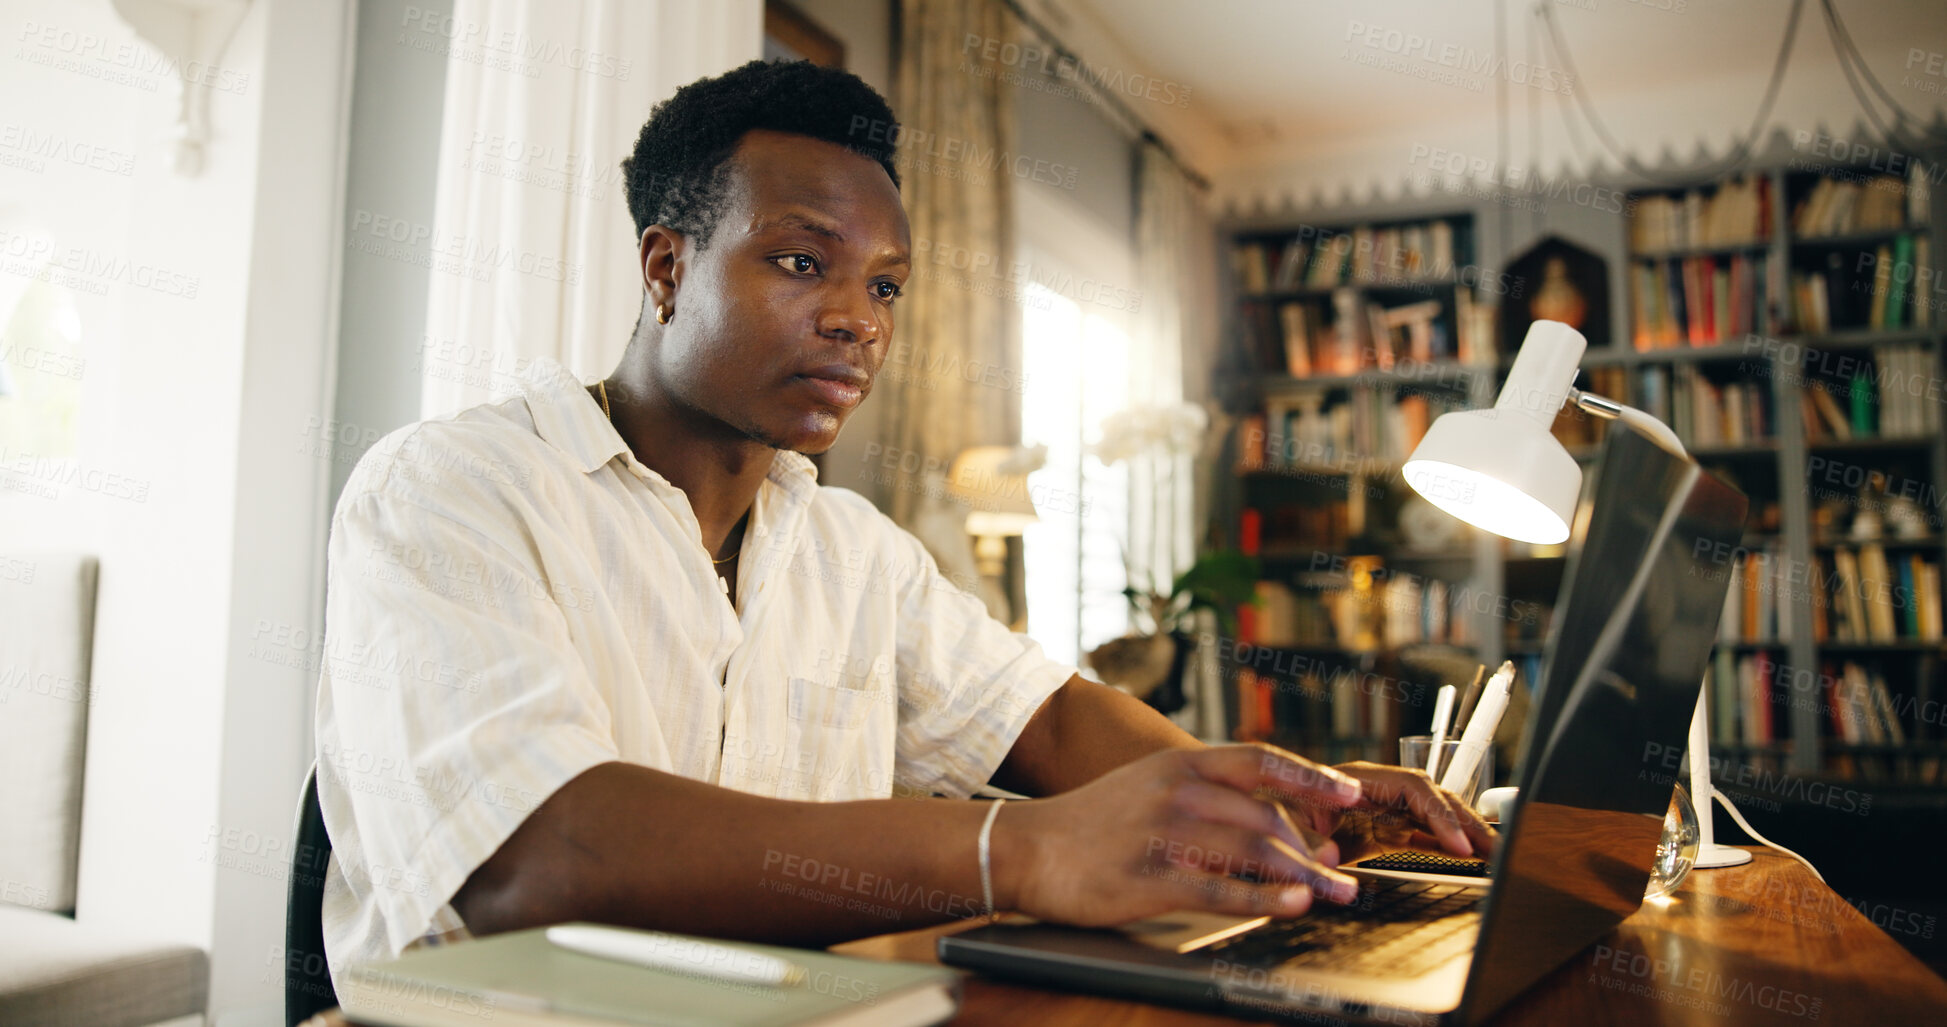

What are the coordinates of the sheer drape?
(419, 0, 760, 417)
(880, 0, 1022, 527)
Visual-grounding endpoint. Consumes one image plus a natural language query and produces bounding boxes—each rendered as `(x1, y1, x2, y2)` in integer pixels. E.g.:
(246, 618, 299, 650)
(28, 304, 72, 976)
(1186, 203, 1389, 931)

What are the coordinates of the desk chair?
(285, 764, 337, 1026)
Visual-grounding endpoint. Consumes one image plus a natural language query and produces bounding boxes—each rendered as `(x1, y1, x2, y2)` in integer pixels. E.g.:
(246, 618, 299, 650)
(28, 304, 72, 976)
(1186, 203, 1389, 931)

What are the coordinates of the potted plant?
(1087, 549, 1260, 712)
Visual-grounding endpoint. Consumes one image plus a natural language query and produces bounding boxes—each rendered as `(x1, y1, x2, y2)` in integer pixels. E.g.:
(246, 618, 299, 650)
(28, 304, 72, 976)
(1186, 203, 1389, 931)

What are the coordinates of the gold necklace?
(601, 379, 738, 567)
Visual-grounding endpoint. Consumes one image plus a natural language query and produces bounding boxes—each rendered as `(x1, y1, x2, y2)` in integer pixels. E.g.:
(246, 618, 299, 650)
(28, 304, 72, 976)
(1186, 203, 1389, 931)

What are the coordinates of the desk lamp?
(1403, 319, 1750, 869)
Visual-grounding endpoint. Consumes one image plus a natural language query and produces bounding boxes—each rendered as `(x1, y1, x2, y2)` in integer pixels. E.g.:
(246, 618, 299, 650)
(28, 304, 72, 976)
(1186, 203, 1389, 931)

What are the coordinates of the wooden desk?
(318, 850, 1947, 1027)
(831, 850, 1947, 1025)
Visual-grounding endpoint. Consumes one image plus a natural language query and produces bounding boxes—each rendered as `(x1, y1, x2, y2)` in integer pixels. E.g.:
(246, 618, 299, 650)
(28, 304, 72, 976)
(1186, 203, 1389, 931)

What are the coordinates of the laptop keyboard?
(1201, 878, 1484, 979)
(1354, 850, 1492, 877)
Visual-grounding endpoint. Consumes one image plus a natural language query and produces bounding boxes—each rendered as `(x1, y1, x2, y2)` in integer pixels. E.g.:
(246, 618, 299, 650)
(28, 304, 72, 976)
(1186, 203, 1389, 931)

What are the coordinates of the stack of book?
(1632, 365, 1772, 447)
(1811, 545, 1944, 643)
(1629, 253, 1771, 348)
(1630, 175, 1772, 252)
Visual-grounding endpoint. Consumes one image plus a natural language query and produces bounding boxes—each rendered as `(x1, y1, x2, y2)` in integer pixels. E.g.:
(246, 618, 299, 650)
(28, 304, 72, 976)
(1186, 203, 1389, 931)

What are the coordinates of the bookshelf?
(1215, 160, 1945, 793)
(1622, 159, 1945, 786)
(1220, 210, 1507, 769)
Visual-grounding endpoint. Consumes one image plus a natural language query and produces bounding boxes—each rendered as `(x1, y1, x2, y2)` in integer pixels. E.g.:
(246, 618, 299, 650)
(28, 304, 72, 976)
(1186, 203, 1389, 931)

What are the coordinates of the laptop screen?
(1461, 426, 1749, 1022)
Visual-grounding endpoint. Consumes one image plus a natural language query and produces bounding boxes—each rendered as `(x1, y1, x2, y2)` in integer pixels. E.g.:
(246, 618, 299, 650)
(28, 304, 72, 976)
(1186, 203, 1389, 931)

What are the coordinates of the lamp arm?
(1568, 389, 1687, 457)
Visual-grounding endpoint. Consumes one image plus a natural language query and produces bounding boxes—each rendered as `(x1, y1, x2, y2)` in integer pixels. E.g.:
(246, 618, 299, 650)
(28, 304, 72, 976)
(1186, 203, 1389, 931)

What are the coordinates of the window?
(1020, 282, 1131, 665)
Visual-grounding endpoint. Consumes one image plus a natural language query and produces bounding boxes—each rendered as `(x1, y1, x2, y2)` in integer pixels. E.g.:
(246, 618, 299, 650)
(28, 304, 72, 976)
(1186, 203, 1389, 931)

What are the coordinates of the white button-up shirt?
(314, 357, 1074, 986)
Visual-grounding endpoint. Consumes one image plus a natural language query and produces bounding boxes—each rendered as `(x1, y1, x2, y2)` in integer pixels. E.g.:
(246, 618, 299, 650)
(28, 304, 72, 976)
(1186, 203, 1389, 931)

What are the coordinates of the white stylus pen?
(1426, 684, 1457, 780)
(545, 925, 807, 987)
(1440, 661, 1513, 795)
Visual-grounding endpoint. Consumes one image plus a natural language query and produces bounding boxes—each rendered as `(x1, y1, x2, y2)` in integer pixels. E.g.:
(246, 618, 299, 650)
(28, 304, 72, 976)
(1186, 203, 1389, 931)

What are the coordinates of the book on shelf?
(1731, 649, 1775, 745)
(1244, 573, 1468, 651)
(1787, 236, 1927, 332)
(1232, 242, 1272, 293)
(1253, 581, 1332, 648)
(1453, 287, 1495, 365)
(1631, 364, 1772, 447)
(1630, 253, 1769, 348)
(1717, 542, 1792, 644)
(1244, 289, 1490, 379)
(1705, 648, 1788, 747)
(1821, 659, 1942, 783)
(1275, 235, 1311, 291)
(1798, 345, 1941, 442)
(1308, 233, 1355, 288)
(1278, 302, 1313, 376)
(1230, 218, 1463, 295)
(1250, 388, 1465, 470)
(1826, 662, 1910, 747)
(1791, 168, 1920, 237)
(1366, 299, 1444, 369)
(1800, 384, 1852, 441)
(1815, 545, 1943, 643)
(1630, 175, 1771, 252)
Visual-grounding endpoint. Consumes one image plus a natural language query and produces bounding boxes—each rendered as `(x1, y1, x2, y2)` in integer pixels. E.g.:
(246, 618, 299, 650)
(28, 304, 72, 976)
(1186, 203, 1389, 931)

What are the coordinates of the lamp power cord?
(1711, 789, 1825, 884)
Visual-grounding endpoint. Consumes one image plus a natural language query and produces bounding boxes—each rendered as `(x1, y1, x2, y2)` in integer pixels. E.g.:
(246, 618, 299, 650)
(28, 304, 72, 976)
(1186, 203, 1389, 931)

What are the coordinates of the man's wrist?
(986, 797, 1033, 915)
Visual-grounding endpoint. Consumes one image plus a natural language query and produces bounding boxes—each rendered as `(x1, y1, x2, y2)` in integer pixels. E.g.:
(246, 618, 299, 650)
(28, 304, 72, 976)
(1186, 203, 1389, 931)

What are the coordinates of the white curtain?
(420, 0, 761, 417)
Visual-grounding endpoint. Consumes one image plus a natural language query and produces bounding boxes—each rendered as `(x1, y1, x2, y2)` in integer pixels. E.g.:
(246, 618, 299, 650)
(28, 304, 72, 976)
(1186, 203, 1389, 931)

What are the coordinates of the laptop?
(940, 426, 1749, 1024)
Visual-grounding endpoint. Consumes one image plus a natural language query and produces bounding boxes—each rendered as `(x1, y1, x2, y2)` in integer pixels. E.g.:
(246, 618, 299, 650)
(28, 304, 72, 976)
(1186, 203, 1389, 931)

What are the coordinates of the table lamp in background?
(948, 445, 1042, 626)
(1403, 319, 1750, 871)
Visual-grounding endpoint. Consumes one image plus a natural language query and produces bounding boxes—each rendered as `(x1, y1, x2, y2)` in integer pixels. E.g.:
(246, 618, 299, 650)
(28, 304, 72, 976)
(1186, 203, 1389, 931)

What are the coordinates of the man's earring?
(655, 303, 671, 325)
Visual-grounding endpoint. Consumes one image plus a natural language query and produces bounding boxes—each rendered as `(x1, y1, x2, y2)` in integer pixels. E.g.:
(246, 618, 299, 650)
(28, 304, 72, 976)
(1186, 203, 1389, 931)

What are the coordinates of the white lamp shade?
(1402, 319, 1592, 545)
(1404, 409, 1582, 545)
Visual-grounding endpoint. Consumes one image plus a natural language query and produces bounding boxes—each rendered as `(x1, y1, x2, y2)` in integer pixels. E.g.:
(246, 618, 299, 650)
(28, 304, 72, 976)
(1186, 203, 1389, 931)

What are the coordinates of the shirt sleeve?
(314, 452, 621, 960)
(888, 529, 1077, 797)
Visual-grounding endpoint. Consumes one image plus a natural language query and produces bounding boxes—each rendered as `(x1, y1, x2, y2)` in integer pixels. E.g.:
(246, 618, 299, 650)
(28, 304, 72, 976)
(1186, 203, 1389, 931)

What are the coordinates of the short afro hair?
(621, 59, 901, 249)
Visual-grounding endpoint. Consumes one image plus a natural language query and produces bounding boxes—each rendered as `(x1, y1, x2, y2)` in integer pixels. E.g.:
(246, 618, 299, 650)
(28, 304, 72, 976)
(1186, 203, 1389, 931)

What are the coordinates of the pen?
(546, 924, 808, 987)
(1451, 665, 1488, 741)
(1440, 661, 1514, 795)
(1426, 684, 1457, 780)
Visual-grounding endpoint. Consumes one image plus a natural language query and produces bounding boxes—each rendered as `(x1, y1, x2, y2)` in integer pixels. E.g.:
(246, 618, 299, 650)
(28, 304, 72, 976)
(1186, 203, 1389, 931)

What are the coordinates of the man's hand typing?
(993, 744, 1369, 925)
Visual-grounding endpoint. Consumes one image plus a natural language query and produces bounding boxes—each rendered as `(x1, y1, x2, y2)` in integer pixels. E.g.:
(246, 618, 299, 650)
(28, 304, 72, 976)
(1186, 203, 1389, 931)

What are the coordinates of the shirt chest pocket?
(785, 676, 884, 730)
(780, 675, 897, 801)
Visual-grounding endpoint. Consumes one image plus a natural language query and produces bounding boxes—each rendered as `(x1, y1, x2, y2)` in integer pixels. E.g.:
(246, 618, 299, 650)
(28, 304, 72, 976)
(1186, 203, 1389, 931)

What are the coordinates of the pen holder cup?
(1398, 736, 1494, 808)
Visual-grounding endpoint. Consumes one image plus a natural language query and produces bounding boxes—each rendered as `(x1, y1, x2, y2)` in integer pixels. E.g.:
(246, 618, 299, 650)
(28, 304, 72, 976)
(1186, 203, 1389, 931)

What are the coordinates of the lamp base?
(1687, 689, 1754, 871)
(1694, 842, 1753, 869)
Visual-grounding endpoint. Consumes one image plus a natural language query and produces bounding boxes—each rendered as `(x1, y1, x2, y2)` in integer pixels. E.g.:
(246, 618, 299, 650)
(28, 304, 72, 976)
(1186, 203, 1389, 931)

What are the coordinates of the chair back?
(285, 764, 337, 1026)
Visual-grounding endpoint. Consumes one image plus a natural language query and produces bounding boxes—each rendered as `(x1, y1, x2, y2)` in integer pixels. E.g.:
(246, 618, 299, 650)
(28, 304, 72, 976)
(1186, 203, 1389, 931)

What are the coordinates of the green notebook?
(337, 923, 960, 1027)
